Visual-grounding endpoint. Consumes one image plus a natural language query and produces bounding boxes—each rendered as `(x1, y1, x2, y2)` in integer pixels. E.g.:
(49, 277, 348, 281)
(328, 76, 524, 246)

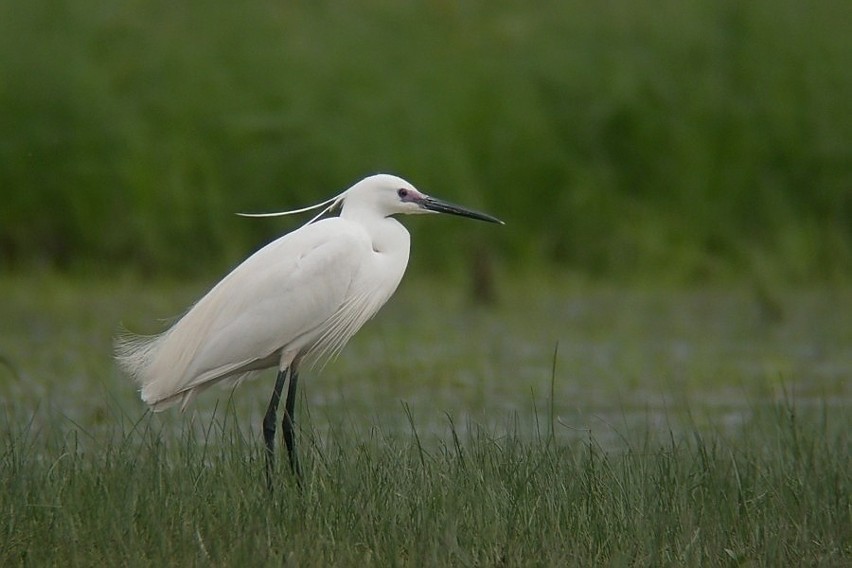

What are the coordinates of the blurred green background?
(1, 0, 850, 282)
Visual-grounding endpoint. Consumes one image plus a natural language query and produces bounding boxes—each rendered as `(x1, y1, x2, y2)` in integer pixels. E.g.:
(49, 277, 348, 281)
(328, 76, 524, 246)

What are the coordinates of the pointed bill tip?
(421, 196, 504, 225)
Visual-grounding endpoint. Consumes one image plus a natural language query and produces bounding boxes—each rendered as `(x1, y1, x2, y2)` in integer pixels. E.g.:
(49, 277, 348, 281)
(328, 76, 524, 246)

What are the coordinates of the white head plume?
(237, 193, 346, 226)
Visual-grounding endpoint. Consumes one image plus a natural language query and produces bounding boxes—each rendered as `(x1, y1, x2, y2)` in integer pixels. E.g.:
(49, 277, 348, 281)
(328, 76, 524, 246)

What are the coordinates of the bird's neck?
(342, 208, 410, 257)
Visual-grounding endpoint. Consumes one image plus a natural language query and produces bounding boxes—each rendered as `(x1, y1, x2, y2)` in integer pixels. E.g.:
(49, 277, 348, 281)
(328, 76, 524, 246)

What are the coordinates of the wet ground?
(1, 274, 849, 447)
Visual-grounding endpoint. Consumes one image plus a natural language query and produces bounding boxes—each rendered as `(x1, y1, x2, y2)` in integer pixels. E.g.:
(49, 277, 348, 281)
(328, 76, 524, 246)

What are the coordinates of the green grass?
(1, 0, 851, 280)
(0, 274, 850, 565)
(2, 392, 848, 565)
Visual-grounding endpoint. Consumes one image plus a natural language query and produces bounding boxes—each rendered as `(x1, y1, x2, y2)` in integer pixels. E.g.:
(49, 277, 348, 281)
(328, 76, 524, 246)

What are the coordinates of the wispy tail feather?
(114, 329, 158, 384)
(114, 328, 178, 411)
(115, 327, 257, 412)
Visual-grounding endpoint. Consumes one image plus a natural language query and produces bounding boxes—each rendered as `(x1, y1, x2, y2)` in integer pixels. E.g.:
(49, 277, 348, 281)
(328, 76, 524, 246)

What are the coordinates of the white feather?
(115, 173, 499, 413)
(115, 201, 409, 411)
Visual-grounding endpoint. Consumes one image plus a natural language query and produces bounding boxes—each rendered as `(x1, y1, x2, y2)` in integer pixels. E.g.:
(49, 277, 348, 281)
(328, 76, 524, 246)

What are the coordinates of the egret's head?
(237, 173, 503, 226)
(344, 174, 504, 224)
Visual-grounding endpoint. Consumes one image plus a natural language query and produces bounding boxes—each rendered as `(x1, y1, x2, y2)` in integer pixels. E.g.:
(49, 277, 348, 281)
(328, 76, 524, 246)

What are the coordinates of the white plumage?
(115, 173, 502, 479)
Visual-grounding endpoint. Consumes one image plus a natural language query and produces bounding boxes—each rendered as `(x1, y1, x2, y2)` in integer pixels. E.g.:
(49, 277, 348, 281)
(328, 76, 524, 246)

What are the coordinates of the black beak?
(419, 196, 504, 225)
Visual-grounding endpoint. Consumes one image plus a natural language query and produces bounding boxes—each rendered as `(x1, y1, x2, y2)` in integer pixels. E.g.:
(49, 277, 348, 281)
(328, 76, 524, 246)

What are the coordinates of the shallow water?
(1, 275, 849, 448)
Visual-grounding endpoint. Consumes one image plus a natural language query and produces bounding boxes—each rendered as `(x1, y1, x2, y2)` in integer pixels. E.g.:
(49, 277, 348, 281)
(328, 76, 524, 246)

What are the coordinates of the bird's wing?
(127, 218, 371, 408)
(307, 269, 399, 366)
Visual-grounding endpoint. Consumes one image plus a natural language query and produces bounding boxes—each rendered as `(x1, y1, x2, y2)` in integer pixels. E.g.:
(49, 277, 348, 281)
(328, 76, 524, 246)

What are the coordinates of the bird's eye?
(397, 188, 409, 199)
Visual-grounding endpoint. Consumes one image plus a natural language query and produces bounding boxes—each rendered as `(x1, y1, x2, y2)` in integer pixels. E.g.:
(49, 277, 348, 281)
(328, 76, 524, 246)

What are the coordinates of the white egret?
(115, 174, 502, 485)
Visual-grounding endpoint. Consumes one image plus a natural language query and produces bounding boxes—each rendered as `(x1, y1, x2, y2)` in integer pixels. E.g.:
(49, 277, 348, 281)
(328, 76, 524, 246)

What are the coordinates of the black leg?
(263, 368, 288, 491)
(282, 369, 302, 479)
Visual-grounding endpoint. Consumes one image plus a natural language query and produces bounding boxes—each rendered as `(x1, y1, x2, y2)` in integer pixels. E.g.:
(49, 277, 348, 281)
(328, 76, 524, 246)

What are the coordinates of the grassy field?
(3, 0, 850, 562)
(3, 396, 847, 565)
(0, 275, 849, 565)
